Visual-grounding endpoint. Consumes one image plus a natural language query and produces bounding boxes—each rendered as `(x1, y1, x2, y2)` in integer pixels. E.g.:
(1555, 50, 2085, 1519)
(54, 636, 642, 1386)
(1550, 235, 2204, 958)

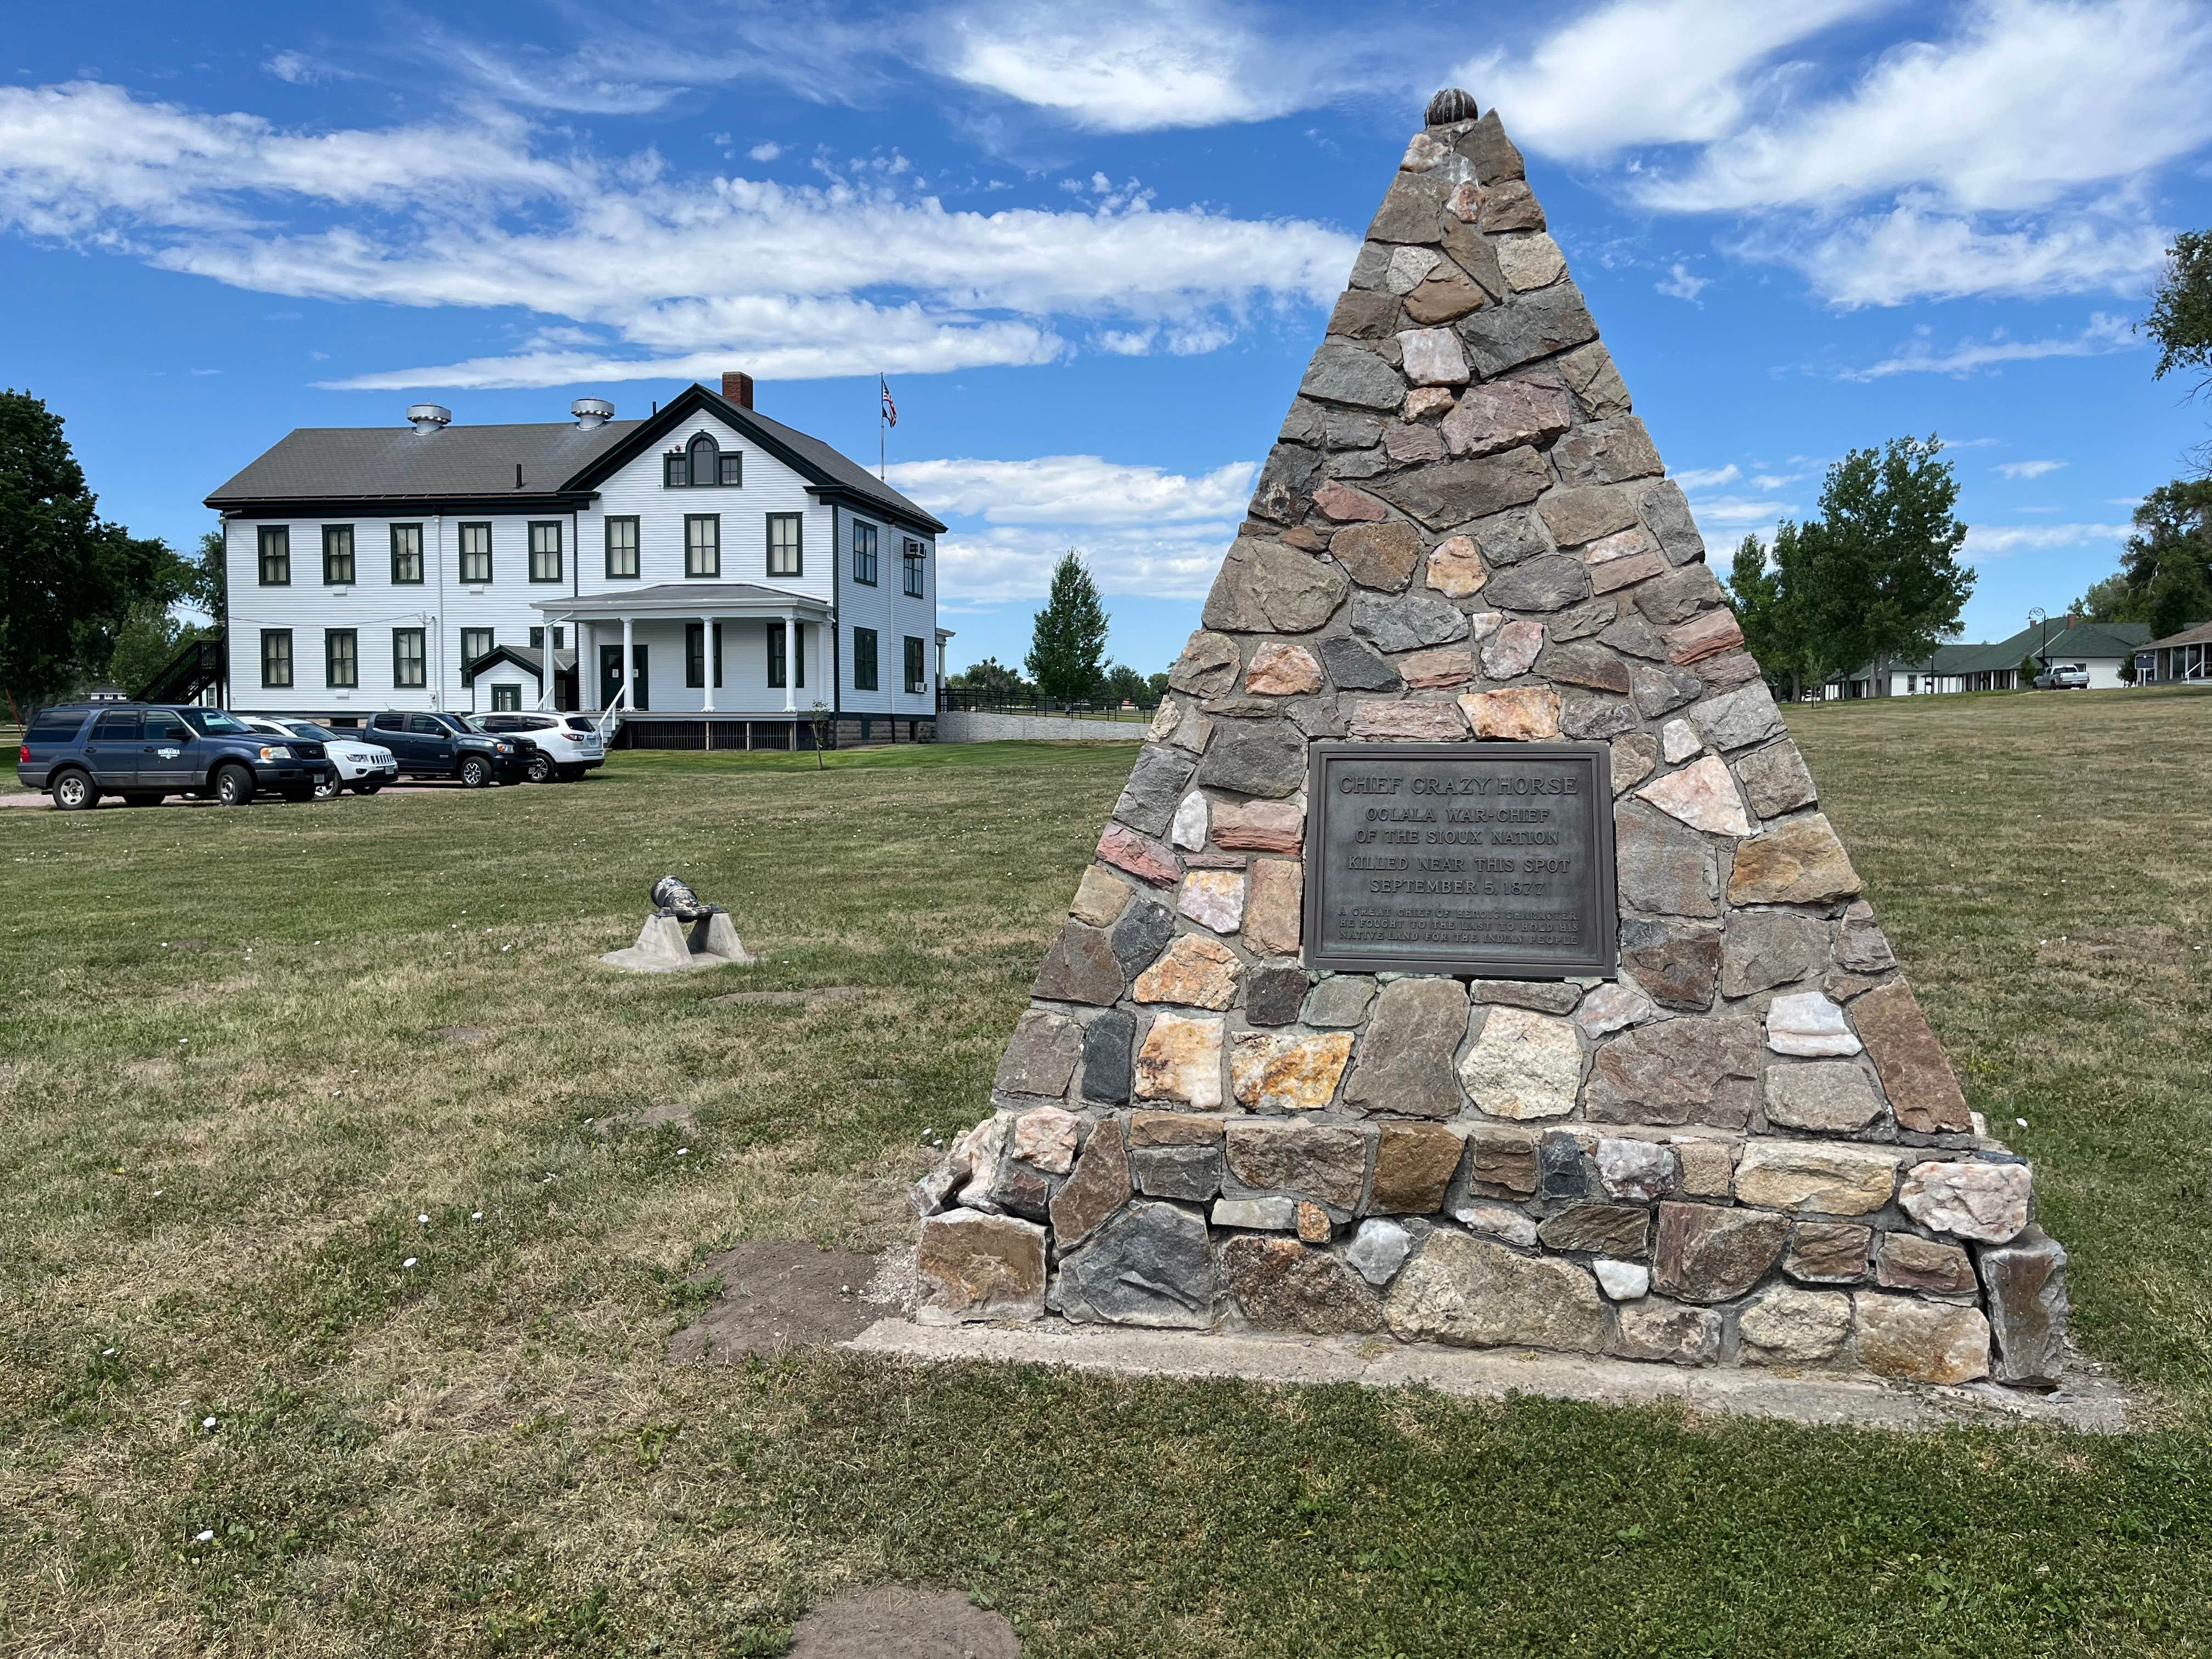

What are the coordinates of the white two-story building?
(204, 373, 949, 747)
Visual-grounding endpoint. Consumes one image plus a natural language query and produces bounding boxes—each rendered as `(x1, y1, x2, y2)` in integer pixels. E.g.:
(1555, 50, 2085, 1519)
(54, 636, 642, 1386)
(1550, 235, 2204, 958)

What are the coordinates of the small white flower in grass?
(470, 1211, 483, 1221)
(103, 1347, 116, 1356)
(202, 1416, 217, 1430)
(152, 1189, 163, 1197)
(417, 1213, 430, 1224)
(403, 1257, 418, 1268)
(676, 1147, 689, 1156)
(195, 1530, 214, 1543)
(2017, 1117, 2029, 1128)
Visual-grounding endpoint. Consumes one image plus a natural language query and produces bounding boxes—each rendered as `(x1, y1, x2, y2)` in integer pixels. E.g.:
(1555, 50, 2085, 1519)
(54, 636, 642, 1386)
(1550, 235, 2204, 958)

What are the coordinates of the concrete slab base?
(601, 910, 757, 973)
(844, 1316, 2130, 1434)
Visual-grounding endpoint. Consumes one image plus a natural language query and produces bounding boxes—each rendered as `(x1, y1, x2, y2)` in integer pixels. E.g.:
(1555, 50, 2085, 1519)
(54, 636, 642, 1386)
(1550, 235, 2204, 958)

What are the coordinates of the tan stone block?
(1426, 534, 1488, 598)
(1462, 1124, 1541, 1195)
(1243, 641, 1324, 696)
(1458, 1006, 1582, 1120)
(916, 1208, 1046, 1324)
(1733, 1141, 1899, 1216)
(1070, 865, 1133, 927)
(1851, 979, 1971, 1134)
(1854, 1294, 1991, 1384)
(1133, 1013, 1223, 1109)
(1048, 1116, 1130, 1246)
(1245, 859, 1305, 957)
(1634, 753, 1753, 837)
(1012, 1105, 1082, 1174)
(1133, 934, 1243, 1009)
(1459, 685, 1562, 740)
(1128, 1110, 1228, 1147)
(1669, 1137, 1737, 1197)
(1876, 1232, 1976, 1295)
(1385, 1232, 1607, 1352)
(1212, 799, 1305, 854)
(1348, 699, 1471, 741)
(1229, 1030, 1355, 1113)
(1296, 1201, 1333, 1243)
(1726, 813, 1862, 906)
(1370, 1121, 1465, 1212)
(1224, 1120, 1367, 1207)
(1400, 647, 1475, 689)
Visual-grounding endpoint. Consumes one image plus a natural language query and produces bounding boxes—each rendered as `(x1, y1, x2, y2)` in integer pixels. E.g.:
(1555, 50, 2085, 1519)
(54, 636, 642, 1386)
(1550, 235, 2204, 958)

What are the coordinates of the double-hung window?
(258, 526, 291, 586)
(460, 627, 493, 684)
(528, 627, 567, 650)
(605, 516, 639, 578)
(393, 627, 426, 688)
(325, 629, 358, 688)
(391, 523, 424, 584)
(904, 635, 926, 696)
(902, 538, 926, 597)
(685, 622, 725, 689)
(490, 685, 521, 712)
(323, 524, 355, 585)
(459, 522, 492, 584)
(767, 622, 805, 689)
(853, 626, 879, 692)
(529, 521, 562, 583)
(852, 521, 879, 585)
(685, 514, 720, 578)
(766, 512, 802, 578)
(261, 629, 294, 687)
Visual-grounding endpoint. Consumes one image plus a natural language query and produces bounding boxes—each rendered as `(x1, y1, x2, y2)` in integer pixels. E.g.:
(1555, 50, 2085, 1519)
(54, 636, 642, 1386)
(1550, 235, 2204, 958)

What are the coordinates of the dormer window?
(665, 432, 742, 487)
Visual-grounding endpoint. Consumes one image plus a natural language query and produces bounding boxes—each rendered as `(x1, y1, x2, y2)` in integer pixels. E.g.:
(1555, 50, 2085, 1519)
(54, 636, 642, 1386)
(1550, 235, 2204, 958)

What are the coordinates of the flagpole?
(878, 370, 885, 482)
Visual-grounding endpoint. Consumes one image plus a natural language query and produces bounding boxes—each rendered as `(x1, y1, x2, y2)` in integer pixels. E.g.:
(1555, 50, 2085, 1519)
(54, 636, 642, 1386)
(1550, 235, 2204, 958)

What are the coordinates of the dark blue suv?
(16, 703, 335, 809)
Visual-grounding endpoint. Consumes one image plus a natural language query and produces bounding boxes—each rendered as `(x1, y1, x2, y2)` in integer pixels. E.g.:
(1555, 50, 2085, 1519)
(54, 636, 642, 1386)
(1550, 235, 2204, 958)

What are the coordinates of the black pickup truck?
(16, 703, 334, 808)
(362, 711, 533, 787)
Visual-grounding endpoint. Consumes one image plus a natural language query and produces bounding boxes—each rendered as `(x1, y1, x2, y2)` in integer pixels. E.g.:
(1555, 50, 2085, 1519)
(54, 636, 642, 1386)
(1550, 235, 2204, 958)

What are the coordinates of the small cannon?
(602, 874, 754, 973)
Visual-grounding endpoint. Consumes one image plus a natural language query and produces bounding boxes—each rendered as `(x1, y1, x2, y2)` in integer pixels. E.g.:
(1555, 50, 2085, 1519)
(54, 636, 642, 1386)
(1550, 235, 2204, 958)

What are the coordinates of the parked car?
(240, 717, 399, 798)
(2033, 664, 2090, 690)
(16, 703, 333, 809)
(473, 712, 606, 782)
(362, 711, 532, 787)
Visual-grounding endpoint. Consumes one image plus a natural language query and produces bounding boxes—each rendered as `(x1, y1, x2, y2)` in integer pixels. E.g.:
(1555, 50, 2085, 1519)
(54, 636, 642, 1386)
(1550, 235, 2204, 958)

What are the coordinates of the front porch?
(531, 581, 834, 719)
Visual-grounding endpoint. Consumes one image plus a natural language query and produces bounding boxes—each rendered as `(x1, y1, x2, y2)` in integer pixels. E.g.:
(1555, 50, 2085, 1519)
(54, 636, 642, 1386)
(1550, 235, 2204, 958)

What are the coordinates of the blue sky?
(4, 1, 2210, 675)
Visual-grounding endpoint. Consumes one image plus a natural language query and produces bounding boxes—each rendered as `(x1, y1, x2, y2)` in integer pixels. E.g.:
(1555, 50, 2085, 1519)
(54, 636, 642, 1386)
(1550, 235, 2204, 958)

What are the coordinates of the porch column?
(700, 616, 715, 713)
(783, 612, 798, 713)
(578, 620, 593, 709)
(537, 614, 557, 710)
(622, 615, 636, 710)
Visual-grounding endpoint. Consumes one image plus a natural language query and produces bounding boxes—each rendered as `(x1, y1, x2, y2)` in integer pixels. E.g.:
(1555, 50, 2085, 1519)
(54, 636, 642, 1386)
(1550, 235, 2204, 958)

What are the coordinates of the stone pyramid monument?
(914, 89, 2069, 1389)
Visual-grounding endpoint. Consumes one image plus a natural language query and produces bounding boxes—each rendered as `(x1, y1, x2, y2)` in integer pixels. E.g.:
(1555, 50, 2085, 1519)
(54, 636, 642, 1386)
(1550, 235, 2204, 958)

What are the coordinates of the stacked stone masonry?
(913, 98, 2070, 1391)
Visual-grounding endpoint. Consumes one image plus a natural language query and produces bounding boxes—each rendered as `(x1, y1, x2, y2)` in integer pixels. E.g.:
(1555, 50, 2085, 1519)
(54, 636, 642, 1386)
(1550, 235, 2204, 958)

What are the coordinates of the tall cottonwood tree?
(0, 390, 179, 709)
(1025, 550, 1110, 703)
(1797, 436, 1973, 693)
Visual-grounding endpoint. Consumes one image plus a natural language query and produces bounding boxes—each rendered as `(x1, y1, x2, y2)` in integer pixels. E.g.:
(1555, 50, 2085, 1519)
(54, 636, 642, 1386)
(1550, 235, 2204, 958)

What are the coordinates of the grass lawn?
(3, 702, 2212, 1657)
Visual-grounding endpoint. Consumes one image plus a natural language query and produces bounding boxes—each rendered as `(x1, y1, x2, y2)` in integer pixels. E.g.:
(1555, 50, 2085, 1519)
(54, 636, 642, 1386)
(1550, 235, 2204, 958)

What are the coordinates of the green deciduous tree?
(2147, 227, 2212, 409)
(0, 390, 182, 709)
(2114, 478, 2212, 640)
(1025, 549, 1110, 702)
(1103, 663, 1153, 706)
(1727, 523, 1839, 701)
(109, 599, 210, 697)
(950, 657, 1029, 700)
(1801, 436, 1974, 693)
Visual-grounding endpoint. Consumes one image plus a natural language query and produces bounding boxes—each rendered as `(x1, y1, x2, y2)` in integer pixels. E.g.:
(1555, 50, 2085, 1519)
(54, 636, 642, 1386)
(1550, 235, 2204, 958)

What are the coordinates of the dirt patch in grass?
(714, 985, 867, 1007)
(669, 1240, 887, 1360)
(427, 1024, 492, 1044)
(787, 1584, 1020, 1658)
(590, 1101, 697, 1135)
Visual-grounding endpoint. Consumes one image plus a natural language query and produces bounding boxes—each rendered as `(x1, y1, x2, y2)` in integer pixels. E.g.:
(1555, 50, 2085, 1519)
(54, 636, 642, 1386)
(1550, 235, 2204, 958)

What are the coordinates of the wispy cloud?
(1963, 521, 2131, 555)
(890, 453, 1253, 601)
(1655, 261, 1709, 302)
(0, 80, 1355, 390)
(1838, 312, 2138, 380)
(1995, 459, 2068, 479)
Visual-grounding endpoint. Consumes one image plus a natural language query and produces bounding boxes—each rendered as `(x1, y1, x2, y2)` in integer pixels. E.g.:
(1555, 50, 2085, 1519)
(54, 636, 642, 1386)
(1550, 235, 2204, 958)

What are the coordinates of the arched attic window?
(663, 432, 743, 488)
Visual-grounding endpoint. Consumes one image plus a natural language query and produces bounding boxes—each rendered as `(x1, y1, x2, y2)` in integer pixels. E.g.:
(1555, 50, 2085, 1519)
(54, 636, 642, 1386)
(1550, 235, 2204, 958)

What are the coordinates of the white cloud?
(748, 141, 783, 162)
(1672, 464, 1741, 490)
(1655, 261, 1709, 302)
(888, 453, 1254, 601)
(0, 81, 1356, 390)
(1460, 0, 1883, 161)
(1686, 494, 1802, 527)
(1839, 312, 2139, 379)
(1760, 206, 2171, 307)
(1996, 459, 2068, 479)
(264, 51, 349, 86)
(1635, 0, 2212, 215)
(1963, 522, 2131, 555)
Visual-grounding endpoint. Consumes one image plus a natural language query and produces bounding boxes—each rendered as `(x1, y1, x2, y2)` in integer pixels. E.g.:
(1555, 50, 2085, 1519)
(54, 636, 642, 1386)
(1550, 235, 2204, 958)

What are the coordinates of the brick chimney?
(721, 370, 754, 409)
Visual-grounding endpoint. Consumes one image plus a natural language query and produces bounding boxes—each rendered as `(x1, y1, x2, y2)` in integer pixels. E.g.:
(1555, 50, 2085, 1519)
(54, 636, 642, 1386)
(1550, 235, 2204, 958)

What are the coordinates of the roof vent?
(406, 403, 452, 434)
(721, 370, 754, 409)
(1425, 88, 1479, 126)
(572, 396, 614, 429)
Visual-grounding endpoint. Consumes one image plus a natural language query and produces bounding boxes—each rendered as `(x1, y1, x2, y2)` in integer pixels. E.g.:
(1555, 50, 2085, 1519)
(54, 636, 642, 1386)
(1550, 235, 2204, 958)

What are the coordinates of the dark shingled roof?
(204, 382, 946, 532)
(206, 421, 644, 503)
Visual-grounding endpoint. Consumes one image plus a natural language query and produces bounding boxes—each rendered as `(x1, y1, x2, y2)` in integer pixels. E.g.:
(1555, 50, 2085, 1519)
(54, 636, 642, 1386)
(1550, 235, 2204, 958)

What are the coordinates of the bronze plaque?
(1303, 742, 1616, 978)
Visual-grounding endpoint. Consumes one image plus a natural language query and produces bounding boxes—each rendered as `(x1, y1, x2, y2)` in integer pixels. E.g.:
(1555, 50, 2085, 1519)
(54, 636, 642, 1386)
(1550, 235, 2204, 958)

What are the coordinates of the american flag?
(879, 375, 898, 428)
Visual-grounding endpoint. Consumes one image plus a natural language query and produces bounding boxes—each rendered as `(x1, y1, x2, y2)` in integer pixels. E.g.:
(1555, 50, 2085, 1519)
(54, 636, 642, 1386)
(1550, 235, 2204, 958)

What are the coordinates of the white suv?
(241, 717, 399, 798)
(473, 713, 606, 783)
